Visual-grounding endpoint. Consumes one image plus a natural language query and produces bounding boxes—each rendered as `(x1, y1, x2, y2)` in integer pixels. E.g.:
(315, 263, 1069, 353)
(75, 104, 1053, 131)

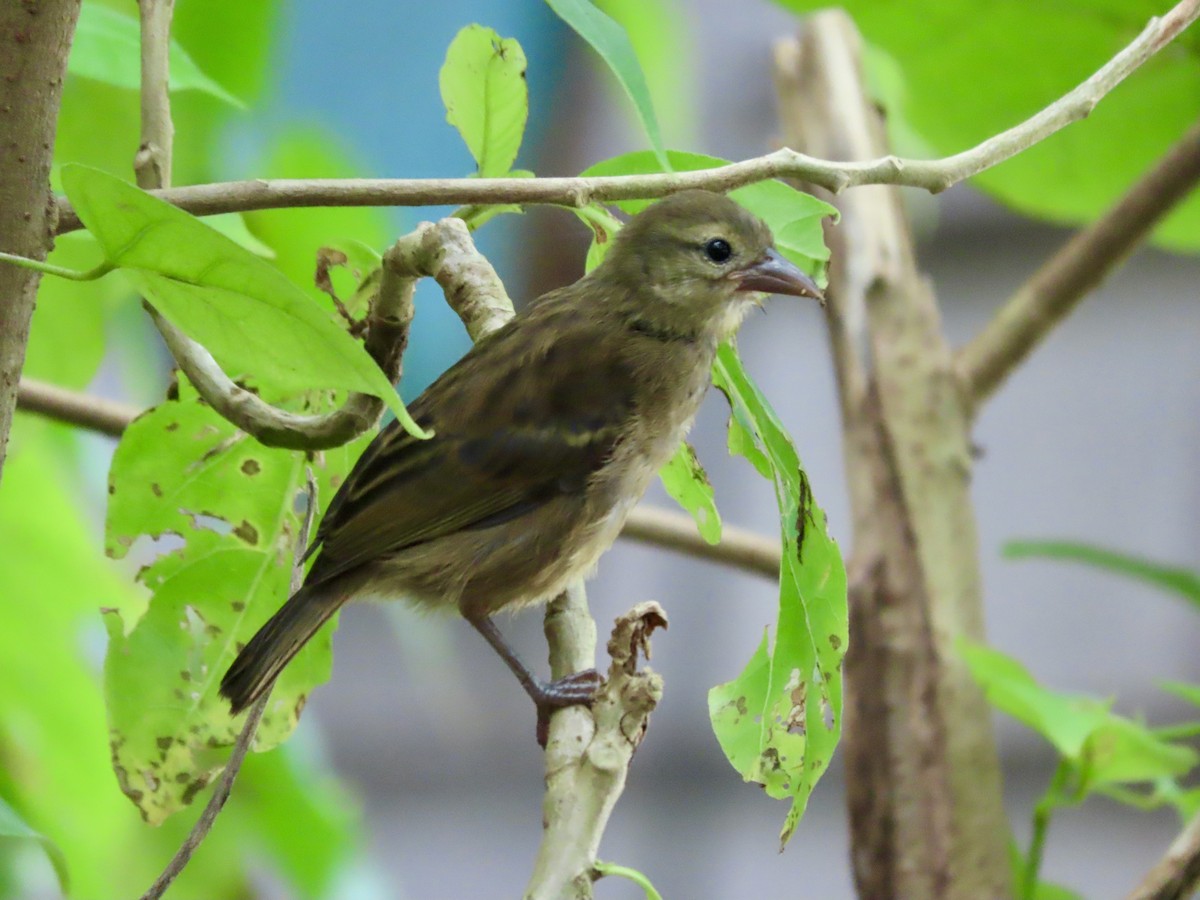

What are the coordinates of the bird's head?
(600, 190, 824, 341)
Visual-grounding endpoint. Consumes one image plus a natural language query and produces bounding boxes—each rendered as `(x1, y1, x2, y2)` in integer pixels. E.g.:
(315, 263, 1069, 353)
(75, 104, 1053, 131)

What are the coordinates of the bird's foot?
(533, 668, 604, 747)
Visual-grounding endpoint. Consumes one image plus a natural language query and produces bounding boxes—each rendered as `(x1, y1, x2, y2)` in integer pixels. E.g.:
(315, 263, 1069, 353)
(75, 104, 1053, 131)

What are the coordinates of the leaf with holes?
(708, 343, 847, 847)
(104, 382, 367, 823)
(659, 442, 722, 545)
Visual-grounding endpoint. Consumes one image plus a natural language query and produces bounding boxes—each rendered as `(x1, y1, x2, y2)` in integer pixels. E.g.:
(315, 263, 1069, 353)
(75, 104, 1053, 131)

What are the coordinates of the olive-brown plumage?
(220, 190, 821, 719)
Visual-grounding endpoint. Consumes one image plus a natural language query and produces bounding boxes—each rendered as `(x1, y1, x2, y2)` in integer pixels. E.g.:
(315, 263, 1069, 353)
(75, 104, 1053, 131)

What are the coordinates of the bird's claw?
(533, 668, 604, 746)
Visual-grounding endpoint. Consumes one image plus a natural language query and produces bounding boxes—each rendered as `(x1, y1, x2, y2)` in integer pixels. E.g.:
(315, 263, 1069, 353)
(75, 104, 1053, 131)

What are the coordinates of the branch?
(53, 0, 1200, 235)
(1127, 811, 1200, 900)
(141, 470, 318, 900)
(526, 591, 667, 900)
(134, 0, 174, 189)
(956, 116, 1200, 408)
(620, 504, 779, 578)
(144, 303, 389, 450)
(16, 377, 139, 437)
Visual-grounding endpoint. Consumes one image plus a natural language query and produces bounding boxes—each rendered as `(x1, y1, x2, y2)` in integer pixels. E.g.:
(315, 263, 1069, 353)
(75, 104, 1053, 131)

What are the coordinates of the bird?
(220, 189, 823, 732)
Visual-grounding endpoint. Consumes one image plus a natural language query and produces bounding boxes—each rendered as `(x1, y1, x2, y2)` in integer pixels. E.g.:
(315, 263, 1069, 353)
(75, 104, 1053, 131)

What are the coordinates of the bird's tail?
(220, 584, 346, 715)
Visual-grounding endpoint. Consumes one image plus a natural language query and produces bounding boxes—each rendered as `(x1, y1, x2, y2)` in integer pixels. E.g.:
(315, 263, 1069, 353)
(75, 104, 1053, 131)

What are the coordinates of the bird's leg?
(467, 614, 603, 744)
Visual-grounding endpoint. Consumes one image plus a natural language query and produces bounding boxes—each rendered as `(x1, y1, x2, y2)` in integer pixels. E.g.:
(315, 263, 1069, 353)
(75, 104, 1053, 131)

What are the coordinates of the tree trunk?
(774, 13, 1012, 898)
(0, 0, 80, 482)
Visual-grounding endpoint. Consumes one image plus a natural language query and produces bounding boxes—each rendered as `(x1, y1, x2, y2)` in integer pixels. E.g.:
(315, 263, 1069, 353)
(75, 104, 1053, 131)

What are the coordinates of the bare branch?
(141, 470, 319, 900)
(54, 0, 1200, 235)
(16, 377, 139, 438)
(956, 117, 1200, 409)
(1127, 811, 1200, 900)
(620, 504, 779, 578)
(526, 591, 667, 900)
(134, 0, 174, 189)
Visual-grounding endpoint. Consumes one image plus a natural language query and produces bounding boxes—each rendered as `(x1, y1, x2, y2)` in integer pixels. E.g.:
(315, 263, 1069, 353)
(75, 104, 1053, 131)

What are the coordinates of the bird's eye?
(704, 238, 732, 264)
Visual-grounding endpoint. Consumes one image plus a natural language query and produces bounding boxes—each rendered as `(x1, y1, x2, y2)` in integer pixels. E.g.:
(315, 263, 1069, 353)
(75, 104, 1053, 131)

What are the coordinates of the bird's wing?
(304, 311, 638, 587)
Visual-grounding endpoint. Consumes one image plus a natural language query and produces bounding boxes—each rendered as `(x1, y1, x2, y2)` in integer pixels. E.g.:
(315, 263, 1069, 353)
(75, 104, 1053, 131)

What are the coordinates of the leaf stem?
(0, 250, 113, 281)
(1021, 760, 1071, 900)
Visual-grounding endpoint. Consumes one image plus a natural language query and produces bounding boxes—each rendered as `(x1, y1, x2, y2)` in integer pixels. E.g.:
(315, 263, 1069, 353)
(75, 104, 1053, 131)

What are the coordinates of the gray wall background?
(257, 2, 1200, 897)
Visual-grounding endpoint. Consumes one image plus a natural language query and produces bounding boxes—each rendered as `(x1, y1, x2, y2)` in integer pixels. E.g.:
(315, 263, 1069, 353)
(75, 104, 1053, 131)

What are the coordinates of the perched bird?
(220, 190, 822, 729)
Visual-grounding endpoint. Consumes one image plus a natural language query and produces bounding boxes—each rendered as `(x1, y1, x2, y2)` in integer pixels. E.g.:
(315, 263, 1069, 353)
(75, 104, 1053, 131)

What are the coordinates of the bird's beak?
(734, 248, 824, 304)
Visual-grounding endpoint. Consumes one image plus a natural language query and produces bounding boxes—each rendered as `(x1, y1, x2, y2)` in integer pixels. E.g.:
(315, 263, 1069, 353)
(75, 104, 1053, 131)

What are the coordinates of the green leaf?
(60, 164, 428, 438)
(962, 641, 1197, 787)
(0, 795, 69, 894)
(440, 25, 529, 177)
(244, 128, 392, 324)
(1005, 540, 1200, 609)
(1159, 680, 1200, 708)
(708, 343, 848, 847)
(69, 3, 243, 107)
(960, 640, 1110, 759)
(771, 0, 1200, 253)
(104, 384, 368, 823)
(592, 0, 696, 145)
(545, 0, 670, 169)
(579, 150, 836, 278)
(659, 442, 722, 544)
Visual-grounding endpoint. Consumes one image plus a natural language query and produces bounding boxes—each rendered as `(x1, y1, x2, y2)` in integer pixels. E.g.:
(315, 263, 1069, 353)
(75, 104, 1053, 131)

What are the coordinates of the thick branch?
(0, 0, 80, 484)
(526, 593, 666, 900)
(52, 0, 1200, 235)
(1127, 811, 1200, 900)
(956, 117, 1200, 408)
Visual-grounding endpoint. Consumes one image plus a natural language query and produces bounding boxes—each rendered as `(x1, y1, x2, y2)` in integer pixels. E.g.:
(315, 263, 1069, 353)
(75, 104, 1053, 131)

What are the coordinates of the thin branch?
(53, 0, 1200, 235)
(16, 377, 139, 437)
(620, 504, 779, 578)
(1127, 810, 1200, 900)
(141, 470, 319, 900)
(957, 116, 1200, 409)
(134, 0, 174, 190)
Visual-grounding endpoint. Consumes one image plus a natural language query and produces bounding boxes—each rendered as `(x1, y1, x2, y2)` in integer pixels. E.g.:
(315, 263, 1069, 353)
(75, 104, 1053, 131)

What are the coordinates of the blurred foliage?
(773, 0, 1200, 253)
(969, 544, 1200, 899)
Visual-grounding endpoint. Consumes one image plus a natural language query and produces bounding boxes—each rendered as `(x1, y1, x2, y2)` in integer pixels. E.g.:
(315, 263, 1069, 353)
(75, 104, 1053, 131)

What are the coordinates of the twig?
(141, 471, 319, 900)
(526, 592, 667, 900)
(956, 117, 1200, 409)
(16, 377, 139, 438)
(1127, 810, 1200, 900)
(619, 504, 779, 578)
(53, 0, 1200, 235)
(134, 0, 174, 190)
